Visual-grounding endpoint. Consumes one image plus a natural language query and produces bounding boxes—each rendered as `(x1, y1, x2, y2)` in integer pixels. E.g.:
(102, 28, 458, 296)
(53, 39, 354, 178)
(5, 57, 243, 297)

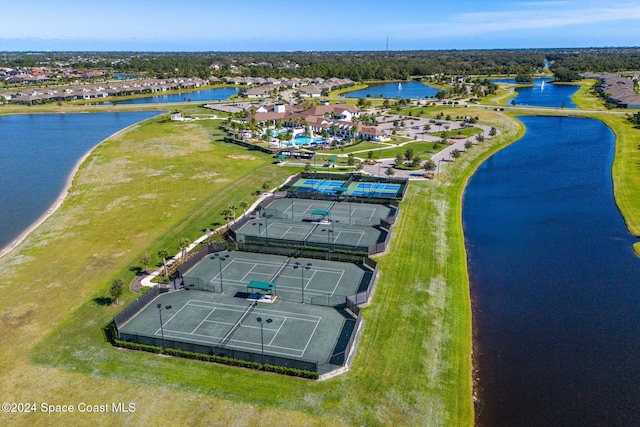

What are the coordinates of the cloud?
(380, 1, 640, 39)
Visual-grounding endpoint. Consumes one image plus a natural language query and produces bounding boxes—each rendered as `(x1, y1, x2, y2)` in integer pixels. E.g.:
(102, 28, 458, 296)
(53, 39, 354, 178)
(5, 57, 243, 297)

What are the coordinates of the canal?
(464, 116, 640, 426)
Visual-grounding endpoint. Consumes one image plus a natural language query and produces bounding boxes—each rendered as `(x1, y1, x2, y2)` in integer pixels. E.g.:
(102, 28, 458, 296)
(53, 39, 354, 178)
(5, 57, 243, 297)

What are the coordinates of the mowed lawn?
(591, 113, 640, 254)
(0, 109, 528, 426)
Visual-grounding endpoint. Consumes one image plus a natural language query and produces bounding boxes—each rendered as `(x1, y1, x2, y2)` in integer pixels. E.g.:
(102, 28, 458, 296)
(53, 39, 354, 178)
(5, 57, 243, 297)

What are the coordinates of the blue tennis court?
(351, 191, 396, 198)
(289, 176, 405, 199)
(356, 183, 401, 191)
(294, 179, 348, 196)
(302, 179, 346, 187)
(294, 187, 339, 195)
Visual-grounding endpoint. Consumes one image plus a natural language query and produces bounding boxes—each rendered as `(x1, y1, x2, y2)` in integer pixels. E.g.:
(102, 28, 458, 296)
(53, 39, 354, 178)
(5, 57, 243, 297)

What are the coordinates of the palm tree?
(239, 201, 249, 217)
(350, 123, 359, 143)
(228, 203, 237, 223)
(178, 238, 190, 265)
(157, 249, 170, 278)
(221, 208, 234, 230)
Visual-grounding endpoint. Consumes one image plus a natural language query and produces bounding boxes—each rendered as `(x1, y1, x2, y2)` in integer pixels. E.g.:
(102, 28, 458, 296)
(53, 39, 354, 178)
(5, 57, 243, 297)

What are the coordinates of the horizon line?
(2, 46, 640, 54)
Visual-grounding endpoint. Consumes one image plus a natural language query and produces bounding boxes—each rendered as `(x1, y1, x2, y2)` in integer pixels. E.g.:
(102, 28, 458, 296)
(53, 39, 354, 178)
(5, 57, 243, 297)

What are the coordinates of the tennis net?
(218, 301, 257, 347)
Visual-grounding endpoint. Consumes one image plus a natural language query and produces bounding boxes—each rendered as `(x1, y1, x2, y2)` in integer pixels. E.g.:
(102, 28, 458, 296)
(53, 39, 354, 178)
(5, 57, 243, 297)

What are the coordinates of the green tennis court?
(235, 217, 382, 249)
(116, 289, 352, 363)
(264, 198, 393, 226)
(183, 251, 366, 304)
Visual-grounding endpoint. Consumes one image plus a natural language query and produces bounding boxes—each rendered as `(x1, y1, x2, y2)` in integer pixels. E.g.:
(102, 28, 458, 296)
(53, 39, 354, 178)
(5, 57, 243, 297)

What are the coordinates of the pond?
(464, 116, 640, 426)
(342, 81, 441, 99)
(113, 87, 239, 104)
(493, 78, 578, 108)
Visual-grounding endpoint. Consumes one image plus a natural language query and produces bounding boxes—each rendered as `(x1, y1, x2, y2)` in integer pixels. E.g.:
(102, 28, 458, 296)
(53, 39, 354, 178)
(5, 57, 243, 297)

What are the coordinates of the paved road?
(359, 124, 494, 179)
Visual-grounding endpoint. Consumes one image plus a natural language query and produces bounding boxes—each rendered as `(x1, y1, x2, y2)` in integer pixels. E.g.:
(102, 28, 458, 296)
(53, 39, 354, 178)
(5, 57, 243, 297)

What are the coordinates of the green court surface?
(264, 198, 393, 226)
(183, 251, 366, 304)
(116, 286, 354, 365)
(235, 214, 383, 249)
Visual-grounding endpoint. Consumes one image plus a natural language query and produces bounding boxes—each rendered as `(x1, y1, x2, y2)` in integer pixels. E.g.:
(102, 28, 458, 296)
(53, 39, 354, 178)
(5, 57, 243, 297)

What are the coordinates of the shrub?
(111, 340, 318, 378)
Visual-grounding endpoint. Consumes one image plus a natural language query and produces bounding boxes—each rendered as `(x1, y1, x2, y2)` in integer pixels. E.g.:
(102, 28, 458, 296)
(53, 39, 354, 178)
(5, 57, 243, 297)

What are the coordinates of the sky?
(1, 0, 639, 51)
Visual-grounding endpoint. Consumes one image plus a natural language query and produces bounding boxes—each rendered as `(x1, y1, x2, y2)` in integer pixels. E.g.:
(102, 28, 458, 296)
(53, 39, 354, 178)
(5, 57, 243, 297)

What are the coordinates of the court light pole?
(157, 304, 172, 353)
(264, 214, 271, 240)
(256, 317, 272, 367)
(252, 221, 263, 242)
(213, 253, 229, 293)
(290, 198, 294, 220)
(321, 228, 334, 251)
(294, 261, 312, 303)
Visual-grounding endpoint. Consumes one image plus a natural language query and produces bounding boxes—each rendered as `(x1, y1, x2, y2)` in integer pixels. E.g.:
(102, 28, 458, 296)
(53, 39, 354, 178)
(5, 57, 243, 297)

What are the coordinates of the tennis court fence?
(233, 242, 368, 264)
(114, 286, 161, 330)
(236, 234, 371, 255)
(227, 192, 288, 241)
(178, 242, 228, 277)
(182, 276, 217, 292)
(116, 331, 319, 372)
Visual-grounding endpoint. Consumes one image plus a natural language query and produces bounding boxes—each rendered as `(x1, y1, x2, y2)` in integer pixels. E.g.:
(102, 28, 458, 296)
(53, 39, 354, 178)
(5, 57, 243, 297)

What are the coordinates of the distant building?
(587, 72, 640, 108)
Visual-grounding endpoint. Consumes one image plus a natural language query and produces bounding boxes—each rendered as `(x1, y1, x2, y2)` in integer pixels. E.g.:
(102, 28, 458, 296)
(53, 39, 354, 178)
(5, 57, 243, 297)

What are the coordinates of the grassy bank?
(588, 113, 640, 254)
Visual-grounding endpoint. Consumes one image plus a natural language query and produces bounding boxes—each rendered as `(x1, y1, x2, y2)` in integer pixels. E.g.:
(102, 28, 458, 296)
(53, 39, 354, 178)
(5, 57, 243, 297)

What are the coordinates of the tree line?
(3, 48, 640, 82)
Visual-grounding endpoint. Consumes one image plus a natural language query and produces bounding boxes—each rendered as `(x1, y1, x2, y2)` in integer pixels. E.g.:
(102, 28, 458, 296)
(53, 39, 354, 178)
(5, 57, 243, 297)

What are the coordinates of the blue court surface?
(289, 176, 404, 199)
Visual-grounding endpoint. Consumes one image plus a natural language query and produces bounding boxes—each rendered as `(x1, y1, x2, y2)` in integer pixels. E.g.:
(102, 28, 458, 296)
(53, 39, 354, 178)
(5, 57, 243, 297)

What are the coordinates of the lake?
(493, 78, 579, 108)
(342, 81, 440, 99)
(464, 116, 640, 426)
(0, 111, 160, 253)
(115, 87, 239, 104)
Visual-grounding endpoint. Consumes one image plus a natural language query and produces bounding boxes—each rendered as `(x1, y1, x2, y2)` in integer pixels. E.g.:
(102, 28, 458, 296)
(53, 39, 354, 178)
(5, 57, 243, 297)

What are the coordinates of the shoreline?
(0, 114, 160, 260)
(0, 157, 79, 259)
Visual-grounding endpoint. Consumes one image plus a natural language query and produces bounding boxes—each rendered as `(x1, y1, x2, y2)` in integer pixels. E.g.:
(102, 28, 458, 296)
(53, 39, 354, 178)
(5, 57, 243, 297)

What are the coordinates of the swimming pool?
(278, 136, 327, 147)
(293, 135, 326, 145)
